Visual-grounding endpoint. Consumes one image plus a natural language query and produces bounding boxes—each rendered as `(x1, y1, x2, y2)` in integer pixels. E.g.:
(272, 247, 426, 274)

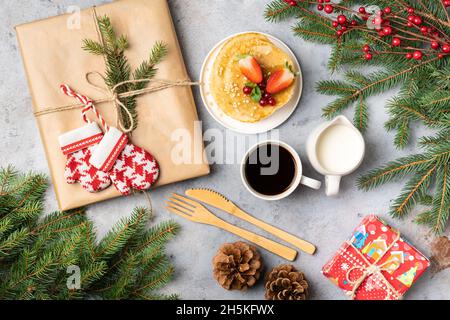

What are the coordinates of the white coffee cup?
(307, 116, 365, 197)
(241, 140, 322, 201)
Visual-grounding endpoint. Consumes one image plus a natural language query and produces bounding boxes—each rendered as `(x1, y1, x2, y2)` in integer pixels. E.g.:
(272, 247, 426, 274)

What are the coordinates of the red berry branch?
(282, 0, 450, 61)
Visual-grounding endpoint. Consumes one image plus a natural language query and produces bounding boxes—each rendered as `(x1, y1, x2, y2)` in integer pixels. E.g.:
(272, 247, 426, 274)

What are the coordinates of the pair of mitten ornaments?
(59, 123, 159, 195)
(58, 85, 159, 195)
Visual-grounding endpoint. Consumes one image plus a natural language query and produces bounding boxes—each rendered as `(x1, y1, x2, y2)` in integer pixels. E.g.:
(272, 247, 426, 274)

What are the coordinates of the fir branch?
(429, 164, 450, 233)
(391, 165, 437, 218)
(0, 167, 178, 300)
(357, 154, 433, 191)
(83, 15, 168, 131)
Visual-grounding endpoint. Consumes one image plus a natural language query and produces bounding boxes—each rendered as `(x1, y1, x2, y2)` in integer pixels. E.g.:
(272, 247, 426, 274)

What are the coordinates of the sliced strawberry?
(266, 64, 295, 94)
(238, 55, 263, 84)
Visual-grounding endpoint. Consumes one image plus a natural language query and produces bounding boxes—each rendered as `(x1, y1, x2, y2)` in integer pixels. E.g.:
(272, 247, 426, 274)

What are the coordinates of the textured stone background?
(1, 0, 448, 300)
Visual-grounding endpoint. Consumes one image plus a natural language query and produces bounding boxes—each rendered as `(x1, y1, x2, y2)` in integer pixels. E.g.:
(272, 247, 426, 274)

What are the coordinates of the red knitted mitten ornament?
(58, 122, 111, 192)
(90, 127, 160, 195)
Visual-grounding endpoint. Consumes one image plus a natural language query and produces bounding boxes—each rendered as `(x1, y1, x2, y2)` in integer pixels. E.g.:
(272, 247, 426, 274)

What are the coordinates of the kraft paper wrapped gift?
(15, 0, 210, 210)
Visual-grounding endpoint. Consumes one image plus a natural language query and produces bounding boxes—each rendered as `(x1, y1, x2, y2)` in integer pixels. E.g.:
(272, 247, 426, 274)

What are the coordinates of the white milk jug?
(307, 116, 365, 197)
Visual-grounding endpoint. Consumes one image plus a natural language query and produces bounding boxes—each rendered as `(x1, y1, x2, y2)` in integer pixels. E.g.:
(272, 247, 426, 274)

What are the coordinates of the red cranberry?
(392, 37, 401, 47)
(268, 98, 276, 106)
(337, 15, 347, 25)
(324, 4, 333, 14)
(413, 51, 423, 60)
(243, 86, 252, 95)
(413, 16, 422, 25)
(382, 26, 393, 36)
(431, 41, 440, 50)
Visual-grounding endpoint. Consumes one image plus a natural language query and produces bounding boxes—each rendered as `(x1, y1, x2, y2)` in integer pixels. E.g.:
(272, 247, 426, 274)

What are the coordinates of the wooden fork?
(166, 194, 297, 261)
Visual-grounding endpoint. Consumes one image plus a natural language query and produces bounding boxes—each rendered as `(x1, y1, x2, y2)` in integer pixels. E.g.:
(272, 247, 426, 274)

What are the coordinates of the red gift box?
(322, 215, 430, 300)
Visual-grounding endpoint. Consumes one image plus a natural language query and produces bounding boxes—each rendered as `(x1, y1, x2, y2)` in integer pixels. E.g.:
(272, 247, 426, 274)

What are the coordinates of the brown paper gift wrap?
(15, 0, 210, 211)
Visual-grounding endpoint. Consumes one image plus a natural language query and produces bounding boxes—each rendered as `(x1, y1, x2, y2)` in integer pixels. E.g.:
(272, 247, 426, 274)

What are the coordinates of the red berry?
(405, 53, 413, 59)
(407, 22, 413, 28)
(318, 0, 324, 3)
(317, 4, 324, 11)
(324, 4, 334, 14)
(413, 16, 422, 25)
(358, 7, 366, 14)
(413, 51, 423, 60)
(268, 98, 276, 106)
(420, 26, 428, 34)
(362, 45, 371, 52)
(438, 54, 444, 59)
(431, 41, 440, 50)
(445, 0, 450, 7)
(442, 44, 450, 53)
(351, 20, 357, 26)
(407, 15, 415, 22)
(383, 26, 393, 36)
(289, 1, 297, 6)
(260, 99, 269, 107)
(341, 26, 347, 31)
(364, 53, 373, 61)
(392, 37, 401, 47)
(336, 30, 343, 37)
(383, 7, 391, 14)
(337, 15, 347, 25)
(263, 93, 272, 99)
(407, 8, 415, 14)
(243, 86, 252, 95)
(332, 21, 339, 28)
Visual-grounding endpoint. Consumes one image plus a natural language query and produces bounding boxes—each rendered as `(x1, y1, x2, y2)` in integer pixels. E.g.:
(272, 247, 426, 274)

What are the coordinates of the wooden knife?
(185, 189, 316, 255)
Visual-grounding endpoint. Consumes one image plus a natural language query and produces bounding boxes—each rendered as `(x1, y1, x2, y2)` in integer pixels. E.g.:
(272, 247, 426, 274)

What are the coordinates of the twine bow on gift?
(344, 231, 402, 300)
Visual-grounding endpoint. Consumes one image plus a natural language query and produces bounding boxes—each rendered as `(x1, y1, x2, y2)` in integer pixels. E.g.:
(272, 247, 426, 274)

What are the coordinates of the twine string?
(344, 231, 402, 300)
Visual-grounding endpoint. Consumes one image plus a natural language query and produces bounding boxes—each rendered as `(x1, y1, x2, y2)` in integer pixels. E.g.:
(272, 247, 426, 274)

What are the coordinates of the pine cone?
(265, 265, 309, 300)
(213, 241, 262, 290)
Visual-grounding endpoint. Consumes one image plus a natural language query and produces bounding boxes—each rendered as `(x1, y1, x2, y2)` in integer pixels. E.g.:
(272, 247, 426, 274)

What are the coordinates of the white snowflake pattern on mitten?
(89, 127, 159, 195)
(60, 123, 111, 193)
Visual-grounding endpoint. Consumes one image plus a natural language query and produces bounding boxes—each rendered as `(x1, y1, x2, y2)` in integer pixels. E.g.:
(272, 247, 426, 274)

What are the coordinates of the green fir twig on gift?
(82, 15, 168, 131)
(265, 0, 450, 233)
(0, 166, 179, 300)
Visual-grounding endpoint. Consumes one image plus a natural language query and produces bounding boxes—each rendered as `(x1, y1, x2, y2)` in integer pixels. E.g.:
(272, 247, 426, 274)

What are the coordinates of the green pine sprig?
(0, 167, 179, 300)
(265, 0, 450, 233)
(82, 15, 168, 131)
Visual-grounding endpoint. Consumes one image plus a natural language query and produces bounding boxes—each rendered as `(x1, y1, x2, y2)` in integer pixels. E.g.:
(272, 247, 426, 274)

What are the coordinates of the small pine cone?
(213, 241, 262, 290)
(265, 265, 309, 300)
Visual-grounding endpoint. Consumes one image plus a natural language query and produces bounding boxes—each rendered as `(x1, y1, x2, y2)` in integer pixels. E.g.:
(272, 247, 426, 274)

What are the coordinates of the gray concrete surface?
(1, 0, 449, 300)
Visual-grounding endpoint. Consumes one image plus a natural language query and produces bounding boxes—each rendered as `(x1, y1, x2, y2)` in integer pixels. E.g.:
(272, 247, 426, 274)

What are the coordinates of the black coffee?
(244, 144, 297, 196)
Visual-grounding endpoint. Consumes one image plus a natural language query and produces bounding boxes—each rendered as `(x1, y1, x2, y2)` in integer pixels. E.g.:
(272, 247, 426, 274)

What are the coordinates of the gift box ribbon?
(345, 231, 401, 300)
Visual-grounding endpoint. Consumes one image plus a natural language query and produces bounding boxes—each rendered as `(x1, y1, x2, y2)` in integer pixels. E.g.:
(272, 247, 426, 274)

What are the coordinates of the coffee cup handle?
(300, 176, 322, 190)
(325, 175, 341, 197)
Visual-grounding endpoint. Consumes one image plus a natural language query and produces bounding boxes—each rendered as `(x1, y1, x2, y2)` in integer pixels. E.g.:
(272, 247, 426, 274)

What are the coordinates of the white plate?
(199, 31, 303, 135)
